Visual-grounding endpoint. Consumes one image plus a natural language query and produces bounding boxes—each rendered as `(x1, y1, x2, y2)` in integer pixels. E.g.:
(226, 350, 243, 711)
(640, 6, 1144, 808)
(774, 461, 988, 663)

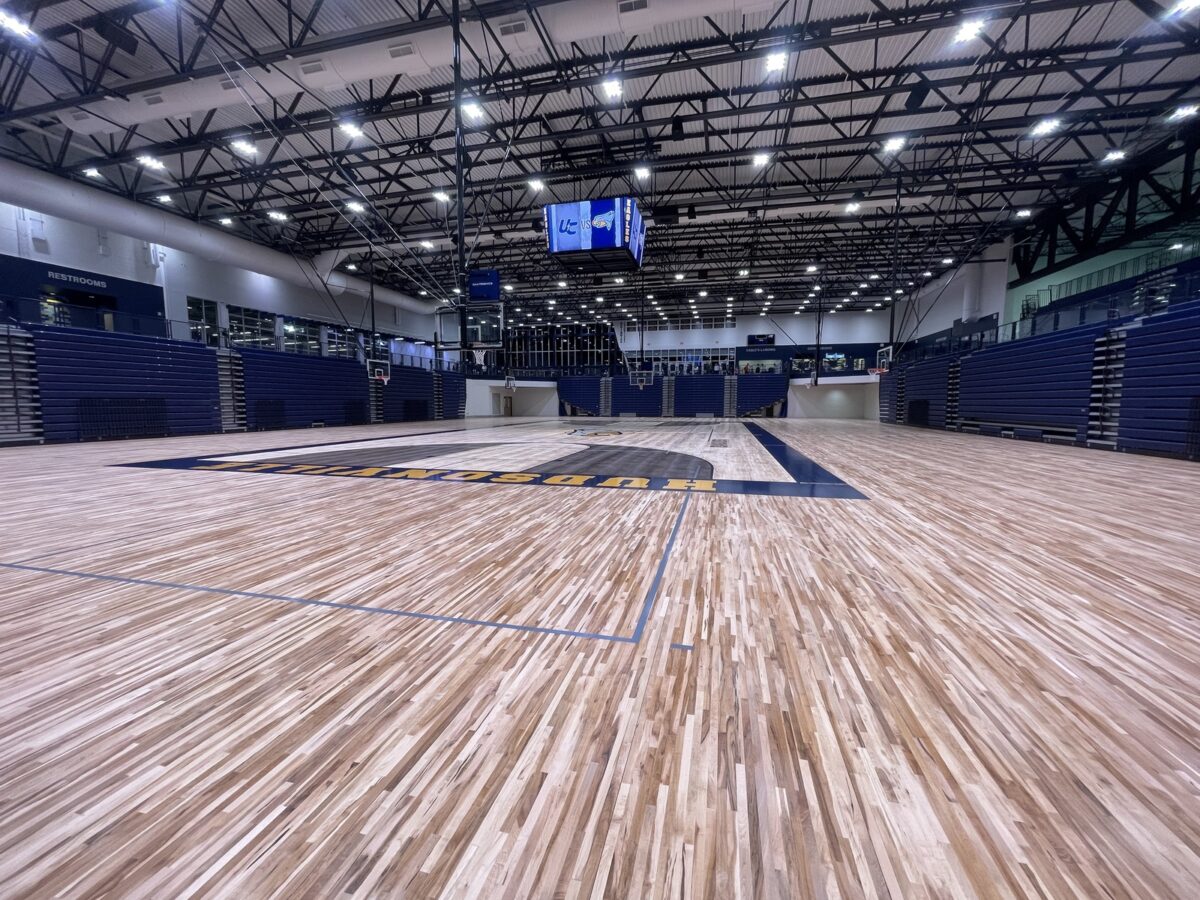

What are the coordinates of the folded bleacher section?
(558, 376, 601, 415)
(878, 370, 900, 424)
(239, 348, 369, 429)
(611, 377, 662, 416)
(439, 371, 466, 419)
(673, 375, 725, 417)
(28, 324, 220, 441)
(382, 366, 435, 422)
(1118, 301, 1200, 459)
(736, 373, 788, 416)
(957, 324, 1109, 442)
(900, 356, 958, 429)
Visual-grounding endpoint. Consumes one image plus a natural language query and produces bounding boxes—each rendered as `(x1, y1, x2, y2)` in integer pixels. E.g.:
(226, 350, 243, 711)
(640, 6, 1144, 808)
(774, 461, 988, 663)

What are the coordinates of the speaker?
(905, 86, 930, 112)
(671, 117, 684, 140)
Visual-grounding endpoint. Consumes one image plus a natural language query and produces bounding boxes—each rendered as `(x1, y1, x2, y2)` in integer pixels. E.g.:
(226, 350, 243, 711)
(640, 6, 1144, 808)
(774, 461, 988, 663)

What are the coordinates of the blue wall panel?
(673, 376, 725, 416)
(240, 348, 368, 429)
(440, 371, 466, 419)
(736, 374, 788, 415)
(29, 324, 219, 442)
(902, 356, 957, 428)
(1118, 302, 1200, 458)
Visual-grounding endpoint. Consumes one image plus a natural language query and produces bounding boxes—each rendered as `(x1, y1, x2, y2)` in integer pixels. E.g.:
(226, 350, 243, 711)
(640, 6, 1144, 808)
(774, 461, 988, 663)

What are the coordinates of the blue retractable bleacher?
(239, 348, 368, 429)
(439, 371, 466, 419)
(558, 376, 601, 414)
(383, 366, 434, 422)
(901, 356, 957, 429)
(736, 373, 788, 415)
(673, 375, 725, 416)
(28, 324, 220, 441)
(878, 370, 899, 423)
(611, 377, 662, 416)
(1118, 301, 1200, 459)
(957, 324, 1110, 442)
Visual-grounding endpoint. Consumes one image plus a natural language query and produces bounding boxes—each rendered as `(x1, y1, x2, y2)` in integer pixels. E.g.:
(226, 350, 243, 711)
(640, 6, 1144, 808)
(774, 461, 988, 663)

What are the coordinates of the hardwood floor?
(0, 417, 1197, 898)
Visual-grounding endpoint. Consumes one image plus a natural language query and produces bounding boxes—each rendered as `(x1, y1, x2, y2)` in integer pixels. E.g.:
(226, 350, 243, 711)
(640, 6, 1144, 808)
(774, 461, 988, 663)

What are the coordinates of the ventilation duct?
(0, 157, 436, 316)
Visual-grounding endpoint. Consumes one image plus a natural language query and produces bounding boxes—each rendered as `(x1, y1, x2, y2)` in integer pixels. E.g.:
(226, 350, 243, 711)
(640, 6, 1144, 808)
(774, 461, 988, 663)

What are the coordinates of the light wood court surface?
(1, 417, 1198, 898)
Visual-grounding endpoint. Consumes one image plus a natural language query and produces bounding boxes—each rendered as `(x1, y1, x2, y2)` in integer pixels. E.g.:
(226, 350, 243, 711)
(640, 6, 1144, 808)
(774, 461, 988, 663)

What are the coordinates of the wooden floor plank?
(0, 417, 1197, 898)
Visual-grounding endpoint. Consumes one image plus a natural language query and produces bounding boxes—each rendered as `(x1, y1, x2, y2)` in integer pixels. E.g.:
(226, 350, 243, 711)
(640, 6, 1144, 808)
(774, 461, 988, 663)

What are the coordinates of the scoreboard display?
(544, 197, 646, 271)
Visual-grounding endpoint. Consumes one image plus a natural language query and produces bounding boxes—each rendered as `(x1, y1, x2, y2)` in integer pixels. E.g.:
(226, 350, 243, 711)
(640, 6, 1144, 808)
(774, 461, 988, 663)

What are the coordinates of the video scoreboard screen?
(544, 197, 646, 271)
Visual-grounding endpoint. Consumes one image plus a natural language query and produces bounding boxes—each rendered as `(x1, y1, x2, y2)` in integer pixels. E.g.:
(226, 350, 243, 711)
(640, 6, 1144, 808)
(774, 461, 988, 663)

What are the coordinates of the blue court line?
(670, 643, 694, 652)
(741, 422, 847, 484)
(0, 492, 693, 647)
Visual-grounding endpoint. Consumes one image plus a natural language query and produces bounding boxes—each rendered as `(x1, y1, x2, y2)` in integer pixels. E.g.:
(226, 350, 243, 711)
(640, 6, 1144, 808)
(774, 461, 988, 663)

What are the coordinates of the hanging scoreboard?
(544, 197, 646, 271)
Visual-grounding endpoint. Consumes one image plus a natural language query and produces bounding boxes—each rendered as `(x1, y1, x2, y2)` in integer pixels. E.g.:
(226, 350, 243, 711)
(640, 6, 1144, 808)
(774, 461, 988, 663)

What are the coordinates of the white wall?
(617, 311, 889, 352)
(787, 382, 878, 419)
(891, 238, 1010, 341)
(0, 202, 436, 339)
(465, 379, 558, 417)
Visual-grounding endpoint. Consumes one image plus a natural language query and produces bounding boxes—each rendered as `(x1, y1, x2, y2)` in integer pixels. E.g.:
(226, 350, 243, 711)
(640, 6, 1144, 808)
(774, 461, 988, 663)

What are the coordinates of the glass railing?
(895, 268, 1200, 366)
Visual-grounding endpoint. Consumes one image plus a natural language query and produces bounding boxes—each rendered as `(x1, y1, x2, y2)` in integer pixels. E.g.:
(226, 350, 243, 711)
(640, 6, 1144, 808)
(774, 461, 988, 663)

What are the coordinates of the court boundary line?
(0, 494, 693, 649)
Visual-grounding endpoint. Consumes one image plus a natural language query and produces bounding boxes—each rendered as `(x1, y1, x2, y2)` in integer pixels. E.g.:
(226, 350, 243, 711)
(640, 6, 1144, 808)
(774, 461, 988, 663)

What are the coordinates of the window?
(326, 328, 361, 359)
(227, 305, 277, 350)
(282, 317, 321, 355)
(186, 297, 219, 346)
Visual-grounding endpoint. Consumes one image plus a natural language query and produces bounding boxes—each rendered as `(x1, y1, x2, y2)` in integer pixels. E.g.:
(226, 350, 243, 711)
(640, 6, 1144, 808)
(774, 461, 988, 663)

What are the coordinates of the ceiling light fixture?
(1015, 208, 1033, 218)
(1103, 149, 1127, 163)
(433, 191, 450, 202)
(1168, 104, 1198, 121)
(806, 264, 818, 273)
(953, 19, 986, 42)
(157, 194, 172, 204)
(634, 166, 650, 180)
(752, 152, 771, 167)
(941, 257, 954, 265)
(845, 201, 861, 213)
(267, 210, 288, 221)
(218, 217, 233, 226)
(882, 136, 906, 153)
(0, 10, 37, 39)
(420, 240, 434, 249)
(602, 79, 622, 100)
(765, 52, 787, 73)
(230, 139, 257, 157)
(339, 122, 365, 139)
(462, 101, 485, 120)
(528, 178, 545, 191)
(674, 273, 685, 281)
(1029, 117, 1062, 137)
(83, 168, 101, 178)
(136, 155, 165, 170)
(346, 201, 366, 213)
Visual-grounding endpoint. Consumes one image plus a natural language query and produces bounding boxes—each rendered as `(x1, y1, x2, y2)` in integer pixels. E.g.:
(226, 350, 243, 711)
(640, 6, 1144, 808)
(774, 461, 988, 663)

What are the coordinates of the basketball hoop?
(503, 375, 517, 392)
(470, 349, 488, 366)
(629, 372, 655, 391)
(868, 368, 888, 376)
(367, 359, 391, 387)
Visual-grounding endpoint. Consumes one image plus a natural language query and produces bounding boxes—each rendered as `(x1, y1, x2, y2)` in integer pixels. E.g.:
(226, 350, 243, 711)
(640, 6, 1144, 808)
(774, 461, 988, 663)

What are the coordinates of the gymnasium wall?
(786, 382, 880, 419)
(0, 202, 436, 339)
(616, 311, 888, 352)
(892, 239, 1010, 340)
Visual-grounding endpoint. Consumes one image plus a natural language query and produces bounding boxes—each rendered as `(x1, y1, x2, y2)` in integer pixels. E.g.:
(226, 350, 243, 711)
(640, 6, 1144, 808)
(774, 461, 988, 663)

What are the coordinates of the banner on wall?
(0, 253, 165, 317)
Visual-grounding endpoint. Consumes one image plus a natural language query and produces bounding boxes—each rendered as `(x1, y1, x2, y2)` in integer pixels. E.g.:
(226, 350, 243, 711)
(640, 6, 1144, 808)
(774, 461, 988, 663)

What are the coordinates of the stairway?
(599, 377, 612, 416)
(895, 367, 908, 425)
(723, 376, 737, 417)
(1087, 327, 1129, 450)
(662, 376, 675, 417)
(216, 348, 247, 432)
(946, 361, 961, 431)
(433, 372, 445, 419)
(370, 379, 384, 424)
(0, 324, 43, 446)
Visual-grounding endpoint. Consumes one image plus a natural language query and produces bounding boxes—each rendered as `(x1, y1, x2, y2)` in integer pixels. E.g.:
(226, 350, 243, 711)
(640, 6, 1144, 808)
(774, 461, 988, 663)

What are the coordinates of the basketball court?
(1, 418, 1197, 897)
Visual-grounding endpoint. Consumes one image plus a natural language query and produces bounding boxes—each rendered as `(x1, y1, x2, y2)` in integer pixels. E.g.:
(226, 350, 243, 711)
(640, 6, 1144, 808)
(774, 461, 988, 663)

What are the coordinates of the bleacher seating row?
(612, 377, 662, 416)
(736, 374, 789, 416)
(555, 374, 787, 417)
(674, 375, 725, 417)
(28, 324, 221, 441)
(240, 349, 369, 430)
(882, 302, 1200, 461)
(1118, 302, 1200, 459)
(16, 324, 464, 442)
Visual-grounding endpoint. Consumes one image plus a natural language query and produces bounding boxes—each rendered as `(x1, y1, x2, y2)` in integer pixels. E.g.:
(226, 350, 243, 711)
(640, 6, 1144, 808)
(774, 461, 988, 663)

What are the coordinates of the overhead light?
(557, 280, 567, 288)
(869, 274, 880, 280)
(230, 139, 256, 157)
(882, 136, 906, 153)
(420, 240, 434, 249)
(1170, 242, 1184, 250)
(923, 270, 932, 277)
(419, 290, 428, 296)
(346, 263, 357, 271)
(765, 52, 788, 73)
(805, 264, 818, 273)
(813, 285, 821, 291)
(433, 191, 450, 202)
(346, 201, 366, 213)
(752, 152, 771, 167)
(503, 284, 514, 292)
(754, 287, 763, 295)
(595, 296, 604, 302)
(845, 201, 861, 213)
(953, 19, 985, 43)
(463, 101, 485, 120)
(646, 293, 654, 299)
(737, 269, 749, 277)
(267, 210, 288, 221)
(157, 194, 172, 204)
(83, 168, 101, 178)
(674, 273, 685, 281)
(725, 295, 733, 301)
(634, 166, 650, 180)
(602, 79, 622, 100)
(528, 178, 545, 191)
(1015, 208, 1033, 218)
(218, 217, 233, 226)
(1170, 0, 1200, 12)
(1102, 149, 1127, 164)
(1168, 104, 1198, 121)
(136, 155, 165, 170)
(339, 122, 365, 139)
(941, 257, 954, 265)
(453, 287, 462, 295)
(0, 10, 37, 39)
(698, 290, 708, 297)
(1029, 118, 1062, 137)
(850, 291, 859, 296)
(615, 277, 625, 284)
(858, 282, 868, 289)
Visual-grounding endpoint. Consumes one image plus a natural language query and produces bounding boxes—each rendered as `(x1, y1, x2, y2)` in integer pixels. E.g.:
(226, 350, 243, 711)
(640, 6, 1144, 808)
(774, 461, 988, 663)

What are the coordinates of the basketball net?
(470, 349, 487, 366)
